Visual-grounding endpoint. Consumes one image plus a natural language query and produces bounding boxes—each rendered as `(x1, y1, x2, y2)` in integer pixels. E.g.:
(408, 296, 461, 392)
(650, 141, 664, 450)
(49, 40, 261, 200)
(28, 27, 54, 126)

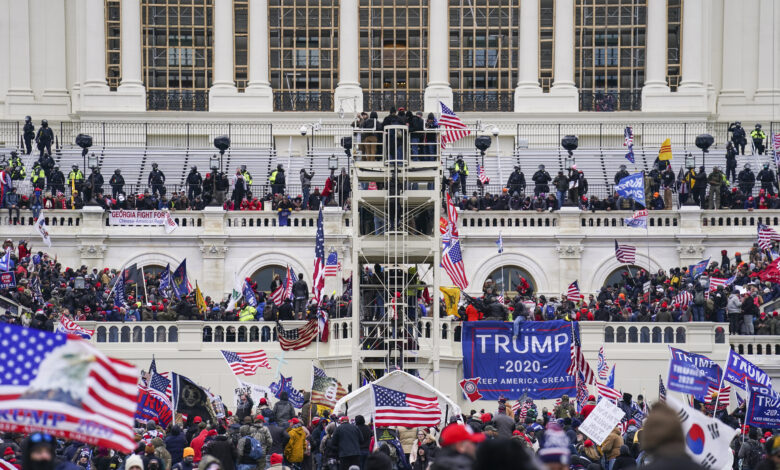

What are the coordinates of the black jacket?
(329, 422, 363, 458)
(110, 174, 125, 187)
(292, 279, 308, 298)
(203, 435, 237, 470)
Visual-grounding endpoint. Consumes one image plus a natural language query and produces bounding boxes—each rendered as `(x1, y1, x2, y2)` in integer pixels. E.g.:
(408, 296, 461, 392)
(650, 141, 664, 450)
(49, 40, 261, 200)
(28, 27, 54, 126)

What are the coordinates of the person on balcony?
(532, 165, 551, 197)
(757, 163, 777, 196)
(751, 124, 766, 155)
(187, 166, 202, 201)
(148, 162, 166, 197)
(707, 166, 724, 209)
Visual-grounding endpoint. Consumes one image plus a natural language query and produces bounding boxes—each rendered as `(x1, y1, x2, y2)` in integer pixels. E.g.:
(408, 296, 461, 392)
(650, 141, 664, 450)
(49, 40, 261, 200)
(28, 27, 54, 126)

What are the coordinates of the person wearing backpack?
(237, 430, 264, 470)
(739, 429, 766, 470)
(692, 286, 706, 322)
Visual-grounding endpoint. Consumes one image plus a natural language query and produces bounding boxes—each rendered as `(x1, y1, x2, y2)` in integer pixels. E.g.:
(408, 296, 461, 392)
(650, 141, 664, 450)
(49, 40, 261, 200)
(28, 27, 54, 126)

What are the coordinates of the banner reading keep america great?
(461, 320, 576, 400)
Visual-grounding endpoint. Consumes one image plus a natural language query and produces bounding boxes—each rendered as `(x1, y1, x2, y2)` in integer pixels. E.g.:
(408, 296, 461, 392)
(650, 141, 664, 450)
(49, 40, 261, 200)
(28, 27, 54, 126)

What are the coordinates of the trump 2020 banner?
(461, 320, 575, 400)
(723, 349, 774, 393)
(667, 347, 722, 398)
(135, 387, 173, 429)
(746, 389, 780, 428)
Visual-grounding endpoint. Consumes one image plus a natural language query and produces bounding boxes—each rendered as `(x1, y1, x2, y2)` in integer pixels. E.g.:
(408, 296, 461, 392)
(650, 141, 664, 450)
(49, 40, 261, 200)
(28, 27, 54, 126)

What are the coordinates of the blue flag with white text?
(269, 374, 304, 408)
(689, 258, 710, 279)
(243, 279, 258, 307)
(615, 172, 645, 206)
(158, 264, 171, 299)
(667, 346, 722, 398)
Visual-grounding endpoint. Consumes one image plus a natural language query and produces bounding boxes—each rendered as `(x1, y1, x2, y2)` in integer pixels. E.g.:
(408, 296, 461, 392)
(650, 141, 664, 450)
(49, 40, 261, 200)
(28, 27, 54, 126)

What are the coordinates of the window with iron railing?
(667, 0, 682, 91)
(105, 0, 122, 91)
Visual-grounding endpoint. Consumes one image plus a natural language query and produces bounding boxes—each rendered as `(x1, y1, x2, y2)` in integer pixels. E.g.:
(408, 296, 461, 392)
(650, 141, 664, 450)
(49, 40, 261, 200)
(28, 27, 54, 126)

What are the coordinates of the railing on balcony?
(363, 91, 424, 113)
(147, 90, 209, 112)
(729, 336, 780, 355)
(579, 89, 642, 112)
(273, 91, 333, 112)
(452, 91, 514, 112)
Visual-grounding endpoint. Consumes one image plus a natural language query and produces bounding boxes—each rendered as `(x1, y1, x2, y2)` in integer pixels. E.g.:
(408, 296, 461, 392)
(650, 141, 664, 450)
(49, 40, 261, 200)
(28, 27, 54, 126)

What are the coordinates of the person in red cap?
(431, 423, 485, 470)
(267, 453, 287, 469)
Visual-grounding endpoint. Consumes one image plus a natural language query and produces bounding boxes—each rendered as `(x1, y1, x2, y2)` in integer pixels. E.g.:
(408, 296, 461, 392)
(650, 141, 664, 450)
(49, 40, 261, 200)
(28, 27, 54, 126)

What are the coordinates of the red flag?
(459, 377, 483, 402)
(758, 258, 780, 283)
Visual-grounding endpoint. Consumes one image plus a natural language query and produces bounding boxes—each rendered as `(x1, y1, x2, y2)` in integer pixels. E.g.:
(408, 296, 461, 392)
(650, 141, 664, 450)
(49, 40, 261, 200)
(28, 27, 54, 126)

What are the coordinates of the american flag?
(576, 371, 589, 411)
(220, 349, 271, 376)
(477, 164, 490, 184)
(271, 282, 285, 306)
(0, 459, 16, 470)
(276, 319, 319, 350)
(372, 384, 441, 427)
(0, 324, 138, 453)
(313, 207, 325, 304)
(673, 291, 693, 306)
(284, 266, 296, 300)
(442, 240, 469, 289)
(706, 384, 731, 409)
(311, 365, 347, 408)
(757, 223, 780, 250)
(439, 102, 470, 149)
(517, 402, 531, 421)
(597, 346, 609, 381)
(614, 240, 637, 264)
(708, 277, 729, 292)
(659, 375, 667, 402)
(56, 316, 95, 340)
(324, 251, 340, 277)
(597, 382, 622, 401)
(773, 133, 780, 153)
(566, 281, 581, 300)
(443, 193, 460, 245)
(566, 322, 596, 385)
(149, 372, 171, 403)
(149, 358, 173, 401)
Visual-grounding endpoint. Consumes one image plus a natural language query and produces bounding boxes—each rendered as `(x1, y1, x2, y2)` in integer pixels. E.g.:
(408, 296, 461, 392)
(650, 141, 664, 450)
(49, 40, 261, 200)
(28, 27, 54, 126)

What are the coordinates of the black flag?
(172, 373, 216, 422)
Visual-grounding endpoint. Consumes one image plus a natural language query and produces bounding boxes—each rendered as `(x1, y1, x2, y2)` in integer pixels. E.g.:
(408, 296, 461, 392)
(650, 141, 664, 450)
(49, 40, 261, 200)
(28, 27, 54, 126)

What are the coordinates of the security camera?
(300, 125, 308, 136)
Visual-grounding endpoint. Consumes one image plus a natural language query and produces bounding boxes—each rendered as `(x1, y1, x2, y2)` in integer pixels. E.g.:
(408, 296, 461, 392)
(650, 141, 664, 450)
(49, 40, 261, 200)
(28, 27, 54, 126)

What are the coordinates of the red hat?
(255, 415, 264, 422)
(193, 416, 202, 424)
(339, 416, 349, 423)
(588, 395, 595, 401)
(584, 439, 594, 447)
(227, 411, 233, 417)
(259, 398, 267, 405)
(774, 311, 778, 316)
(760, 312, 767, 319)
(512, 430, 521, 436)
(289, 418, 301, 425)
(440, 424, 486, 447)
(4, 448, 14, 456)
(269, 454, 283, 466)
(765, 431, 772, 437)
(480, 413, 492, 423)
(628, 419, 637, 426)
(312, 417, 321, 425)
(661, 302, 668, 308)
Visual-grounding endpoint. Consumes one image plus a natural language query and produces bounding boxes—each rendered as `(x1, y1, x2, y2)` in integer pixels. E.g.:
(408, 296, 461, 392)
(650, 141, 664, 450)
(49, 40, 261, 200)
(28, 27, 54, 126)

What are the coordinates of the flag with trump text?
(371, 384, 441, 427)
(56, 316, 95, 340)
(439, 102, 470, 149)
(220, 349, 271, 376)
(311, 366, 347, 409)
(269, 375, 304, 408)
(0, 324, 139, 453)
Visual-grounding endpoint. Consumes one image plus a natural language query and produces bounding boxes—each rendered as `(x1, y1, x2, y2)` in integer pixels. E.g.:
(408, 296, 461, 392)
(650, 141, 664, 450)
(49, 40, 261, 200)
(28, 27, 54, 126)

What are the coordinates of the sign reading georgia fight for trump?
(461, 320, 576, 400)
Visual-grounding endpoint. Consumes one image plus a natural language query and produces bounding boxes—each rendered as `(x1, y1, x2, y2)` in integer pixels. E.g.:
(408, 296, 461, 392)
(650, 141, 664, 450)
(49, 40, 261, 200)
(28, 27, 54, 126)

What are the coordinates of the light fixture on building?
(328, 154, 339, 171)
(209, 154, 220, 170)
(684, 153, 695, 170)
(87, 153, 98, 169)
(76, 133, 93, 170)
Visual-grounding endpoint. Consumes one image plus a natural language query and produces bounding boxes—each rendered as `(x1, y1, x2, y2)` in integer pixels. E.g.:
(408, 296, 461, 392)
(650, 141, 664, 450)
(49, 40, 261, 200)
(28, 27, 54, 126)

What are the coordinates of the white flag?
(33, 213, 52, 247)
(666, 396, 738, 470)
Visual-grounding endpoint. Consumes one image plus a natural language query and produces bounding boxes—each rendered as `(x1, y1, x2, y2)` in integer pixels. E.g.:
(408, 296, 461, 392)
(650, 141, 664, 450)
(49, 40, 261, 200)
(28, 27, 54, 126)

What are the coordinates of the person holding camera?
(728, 121, 747, 155)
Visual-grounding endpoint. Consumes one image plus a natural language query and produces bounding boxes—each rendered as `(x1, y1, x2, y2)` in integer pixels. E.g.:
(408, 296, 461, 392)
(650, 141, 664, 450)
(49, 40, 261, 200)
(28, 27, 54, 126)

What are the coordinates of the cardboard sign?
(578, 398, 626, 445)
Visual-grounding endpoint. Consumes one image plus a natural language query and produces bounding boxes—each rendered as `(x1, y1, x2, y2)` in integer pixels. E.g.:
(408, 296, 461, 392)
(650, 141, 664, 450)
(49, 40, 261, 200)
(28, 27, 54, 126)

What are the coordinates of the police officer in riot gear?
(30, 162, 46, 191)
(85, 166, 104, 202)
(269, 164, 285, 195)
(454, 155, 469, 195)
(532, 164, 551, 196)
(186, 166, 202, 201)
(757, 163, 777, 196)
(68, 165, 84, 193)
(614, 164, 630, 185)
(738, 163, 756, 196)
(148, 162, 166, 197)
(506, 166, 526, 196)
(751, 124, 767, 155)
(8, 151, 25, 181)
(50, 166, 65, 195)
(728, 121, 747, 155)
(110, 169, 125, 198)
(23, 116, 34, 155)
(35, 119, 54, 158)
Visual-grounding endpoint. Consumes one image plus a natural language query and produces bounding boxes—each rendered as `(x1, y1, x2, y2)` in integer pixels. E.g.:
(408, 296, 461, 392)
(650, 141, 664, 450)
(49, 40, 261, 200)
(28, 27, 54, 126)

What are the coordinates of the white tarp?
(333, 370, 461, 424)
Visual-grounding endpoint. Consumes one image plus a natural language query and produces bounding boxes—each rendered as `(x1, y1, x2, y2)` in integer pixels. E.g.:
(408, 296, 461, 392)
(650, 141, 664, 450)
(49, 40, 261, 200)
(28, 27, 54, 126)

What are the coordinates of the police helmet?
(191, 166, 197, 171)
(277, 164, 283, 170)
(538, 164, 545, 170)
(619, 164, 626, 170)
(241, 165, 247, 171)
(735, 121, 741, 126)
(41, 120, 48, 127)
(25, 116, 31, 122)
(72, 164, 78, 169)
(745, 163, 751, 170)
(54, 166, 59, 171)
(152, 163, 158, 169)
(764, 163, 770, 169)
(115, 169, 121, 174)
(756, 123, 762, 129)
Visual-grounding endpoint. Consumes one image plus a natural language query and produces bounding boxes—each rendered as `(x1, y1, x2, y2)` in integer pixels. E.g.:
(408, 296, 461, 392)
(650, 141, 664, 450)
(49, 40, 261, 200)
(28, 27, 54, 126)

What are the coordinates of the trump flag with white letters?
(0, 324, 139, 453)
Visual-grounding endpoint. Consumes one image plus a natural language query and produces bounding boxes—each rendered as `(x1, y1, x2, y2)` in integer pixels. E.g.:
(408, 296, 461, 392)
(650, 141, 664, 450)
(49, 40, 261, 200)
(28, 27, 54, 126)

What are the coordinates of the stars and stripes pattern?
(311, 365, 347, 408)
(372, 384, 441, 427)
(757, 223, 780, 250)
(614, 240, 637, 264)
(271, 277, 285, 306)
(706, 384, 731, 409)
(708, 277, 729, 292)
(576, 371, 589, 411)
(324, 251, 340, 277)
(673, 291, 693, 306)
(438, 102, 470, 149)
(597, 346, 609, 381)
(313, 207, 325, 304)
(659, 375, 667, 402)
(149, 359, 173, 400)
(566, 281, 581, 301)
(477, 164, 490, 184)
(276, 319, 319, 351)
(0, 458, 17, 470)
(0, 324, 139, 453)
(624, 127, 635, 164)
(56, 316, 95, 340)
(442, 240, 469, 289)
(597, 382, 622, 402)
(773, 133, 780, 153)
(220, 349, 271, 376)
(566, 323, 596, 385)
(284, 266, 296, 300)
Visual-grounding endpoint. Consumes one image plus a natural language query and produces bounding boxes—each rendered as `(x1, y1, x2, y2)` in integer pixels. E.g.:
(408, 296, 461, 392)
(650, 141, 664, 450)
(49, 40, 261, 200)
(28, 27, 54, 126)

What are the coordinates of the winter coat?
(494, 413, 515, 439)
(430, 447, 474, 470)
(249, 424, 273, 455)
(165, 429, 187, 465)
(267, 423, 289, 456)
(397, 427, 418, 454)
(601, 428, 624, 460)
(272, 399, 295, 424)
(203, 435, 237, 470)
(329, 422, 363, 458)
(151, 438, 172, 470)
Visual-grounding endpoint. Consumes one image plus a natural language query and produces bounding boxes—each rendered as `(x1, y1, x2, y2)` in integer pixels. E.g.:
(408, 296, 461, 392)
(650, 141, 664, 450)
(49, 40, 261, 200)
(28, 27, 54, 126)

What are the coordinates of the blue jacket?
(165, 429, 188, 464)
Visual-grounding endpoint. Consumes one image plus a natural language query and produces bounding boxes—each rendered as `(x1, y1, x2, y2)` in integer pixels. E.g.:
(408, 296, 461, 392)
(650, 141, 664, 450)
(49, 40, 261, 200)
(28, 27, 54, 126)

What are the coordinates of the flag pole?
(141, 265, 150, 305)
(742, 377, 750, 443)
(309, 360, 315, 425)
(370, 384, 379, 446)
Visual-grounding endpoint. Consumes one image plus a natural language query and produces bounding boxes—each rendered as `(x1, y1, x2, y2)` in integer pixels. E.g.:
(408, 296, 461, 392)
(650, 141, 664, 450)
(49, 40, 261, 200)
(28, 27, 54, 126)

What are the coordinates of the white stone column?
(754, 0, 780, 117)
(334, 0, 363, 113)
(679, 0, 704, 89)
(546, 0, 577, 111)
(116, 0, 146, 110)
(514, 0, 543, 110)
(82, 0, 109, 90)
(209, 0, 239, 110)
(245, 0, 273, 111)
(424, 0, 453, 112)
(717, 0, 746, 112)
(6, 0, 34, 102)
(641, 0, 672, 111)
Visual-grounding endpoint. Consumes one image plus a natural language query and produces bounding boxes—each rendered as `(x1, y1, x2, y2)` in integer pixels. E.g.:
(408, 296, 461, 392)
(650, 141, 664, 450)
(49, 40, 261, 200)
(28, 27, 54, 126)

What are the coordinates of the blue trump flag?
(270, 374, 304, 408)
(667, 346, 722, 398)
(723, 349, 774, 392)
(746, 389, 780, 428)
(461, 320, 576, 400)
(158, 264, 171, 299)
(689, 258, 710, 279)
(615, 172, 645, 206)
(243, 279, 258, 307)
(171, 260, 190, 299)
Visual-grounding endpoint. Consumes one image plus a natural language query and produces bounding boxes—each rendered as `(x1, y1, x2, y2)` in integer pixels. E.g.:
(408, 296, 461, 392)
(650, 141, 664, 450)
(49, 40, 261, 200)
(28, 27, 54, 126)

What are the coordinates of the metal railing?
(363, 91, 424, 113)
(452, 91, 514, 112)
(273, 91, 333, 112)
(579, 90, 642, 112)
(58, 121, 274, 149)
(147, 90, 209, 111)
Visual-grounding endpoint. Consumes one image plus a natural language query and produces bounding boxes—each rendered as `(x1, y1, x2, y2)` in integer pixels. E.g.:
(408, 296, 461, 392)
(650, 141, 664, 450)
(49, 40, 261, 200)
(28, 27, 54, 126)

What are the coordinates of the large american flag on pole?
(757, 223, 780, 250)
(596, 382, 622, 402)
(673, 291, 693, 306)
(614, 240, 637, 264)
(442, 240, 469, 289)
(276, 319, 319, 351)
(372, 384, 441, 427)
(313, 207, 325, 304)
(659, 375, 667, 402)
(566, 322, 596, 385)
(56, 316, 95, 340)
(706, 384, 731, 409)
(439, 102, 470, 149)
(220, 349, 271, 376)
(0, 324, 139, 453)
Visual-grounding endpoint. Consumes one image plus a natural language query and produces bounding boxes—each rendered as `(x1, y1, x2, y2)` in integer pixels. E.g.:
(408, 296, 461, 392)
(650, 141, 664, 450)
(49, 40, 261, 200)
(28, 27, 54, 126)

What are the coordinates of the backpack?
(745, 440, 766, 469)
(242, 436, 264, 461)
(694, 291, 705, 306)
(544, 305, 556, 320)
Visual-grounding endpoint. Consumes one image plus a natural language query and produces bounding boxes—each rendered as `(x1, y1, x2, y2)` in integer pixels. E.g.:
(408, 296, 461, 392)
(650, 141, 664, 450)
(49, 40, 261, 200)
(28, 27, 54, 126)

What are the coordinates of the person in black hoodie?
(355, 415, 372, 468)
(329, 418, 364, 469)
(165, 425, 188, 465)
(202, 427, 237, 470)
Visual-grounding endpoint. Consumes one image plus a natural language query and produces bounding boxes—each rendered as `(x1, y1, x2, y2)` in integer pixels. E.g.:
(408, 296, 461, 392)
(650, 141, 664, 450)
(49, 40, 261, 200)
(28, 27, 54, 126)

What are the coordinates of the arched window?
(141, 264, 167, 277)
(156, 326, 167, 342)
(215, 326, 225, 342)
(251, 265, 289, 294)
(97, 327, 107, 343)
(238, 326, 247, 342)
(486, 266, 536, 296)
(109, 326, 119, 343)
(250, 326, 259, 342)
(133, 326, 143, 342)
(603, 266, 643, 288)
(616, 327, 626, 343)
(203, 326, 213, 342)
(604, 326, 614, 343)
(628, 327, 638, 343)
(714, 327, 725, 344)
(121, 326, 131, 342)
(640, 326, 650, 343)
(676, 327, 686, 343)
(664, 327, 674, 343)
(169, 326, 178, 342)
(652, 327, 662, 343)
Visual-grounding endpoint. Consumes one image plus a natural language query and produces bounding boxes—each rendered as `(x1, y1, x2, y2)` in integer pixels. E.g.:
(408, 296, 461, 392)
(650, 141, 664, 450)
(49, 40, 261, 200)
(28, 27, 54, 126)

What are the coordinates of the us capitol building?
(0, 0, 777, 408)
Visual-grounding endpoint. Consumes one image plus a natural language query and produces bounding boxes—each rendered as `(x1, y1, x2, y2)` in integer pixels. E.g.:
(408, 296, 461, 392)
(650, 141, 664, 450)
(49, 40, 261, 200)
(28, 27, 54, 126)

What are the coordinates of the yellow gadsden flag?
(439, 286, 461, 318)
(195, 282, 207, 315)
(658, 138, 673, 160)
